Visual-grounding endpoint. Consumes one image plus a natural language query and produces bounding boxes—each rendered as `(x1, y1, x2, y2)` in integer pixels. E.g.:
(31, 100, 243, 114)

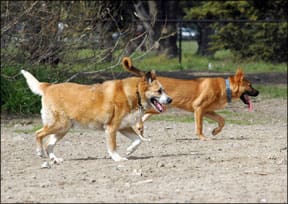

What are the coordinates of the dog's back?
(157, 76, 226, 111)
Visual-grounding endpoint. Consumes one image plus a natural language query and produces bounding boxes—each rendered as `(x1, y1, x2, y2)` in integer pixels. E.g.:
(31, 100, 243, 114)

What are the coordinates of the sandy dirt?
(1, 96, 287, 203)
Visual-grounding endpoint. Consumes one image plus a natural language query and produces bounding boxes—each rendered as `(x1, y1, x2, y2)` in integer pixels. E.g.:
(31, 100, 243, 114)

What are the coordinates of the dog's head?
(231, 68, 259, 110)
(122, 57, 172, 112)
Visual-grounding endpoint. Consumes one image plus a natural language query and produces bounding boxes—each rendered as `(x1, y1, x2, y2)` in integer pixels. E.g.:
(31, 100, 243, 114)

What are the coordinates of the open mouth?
(150, 97, 165, 112)
(240, 93, 253, 111)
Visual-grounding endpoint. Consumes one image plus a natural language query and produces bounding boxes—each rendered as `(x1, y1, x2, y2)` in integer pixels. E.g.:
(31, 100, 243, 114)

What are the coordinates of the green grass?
(134, 41, 287, 73)
(58, 40, 287, 73)
(150, 110, 255, 125)
(14, 124, 85, 134)
(255, 84, 287, 98)
(14, 124, 42, 134)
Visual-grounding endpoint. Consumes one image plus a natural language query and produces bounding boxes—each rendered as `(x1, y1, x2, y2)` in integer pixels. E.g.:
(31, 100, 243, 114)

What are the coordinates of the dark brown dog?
(139, 69, 259, 140)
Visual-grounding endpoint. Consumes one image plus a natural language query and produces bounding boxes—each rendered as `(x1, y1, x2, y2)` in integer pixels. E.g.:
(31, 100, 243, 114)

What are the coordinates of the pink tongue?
(156, 102, 163, 112)
(247, 96, 253, 112)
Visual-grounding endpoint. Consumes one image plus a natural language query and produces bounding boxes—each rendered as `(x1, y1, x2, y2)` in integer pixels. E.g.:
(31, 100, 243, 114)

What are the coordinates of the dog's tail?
(21, 70, 45, 96)
(122, 57, 144, 77)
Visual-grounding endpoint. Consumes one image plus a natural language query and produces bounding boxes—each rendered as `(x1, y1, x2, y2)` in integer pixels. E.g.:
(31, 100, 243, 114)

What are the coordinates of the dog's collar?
(225, 79, 232, 103)
(136, 90, 144, 112)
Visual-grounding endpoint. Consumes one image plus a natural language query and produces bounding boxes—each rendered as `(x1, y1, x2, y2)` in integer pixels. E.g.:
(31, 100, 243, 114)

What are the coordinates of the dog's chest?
(120, 110, 143, 129)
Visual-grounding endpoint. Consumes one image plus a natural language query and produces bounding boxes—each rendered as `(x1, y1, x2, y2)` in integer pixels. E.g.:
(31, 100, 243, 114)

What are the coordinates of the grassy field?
(63, 41, 287, 73)
(255, 84, 287, 99)
(135, 41, 287, 73)
(149, 111, 256, 126)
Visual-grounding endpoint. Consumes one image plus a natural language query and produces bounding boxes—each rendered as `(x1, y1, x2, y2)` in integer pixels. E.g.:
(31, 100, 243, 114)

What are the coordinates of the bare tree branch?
(1, 1, 39, 35)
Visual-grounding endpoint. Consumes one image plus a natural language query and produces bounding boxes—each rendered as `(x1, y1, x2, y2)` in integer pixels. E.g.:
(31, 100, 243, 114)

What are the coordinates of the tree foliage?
(185, 0, 288, 62)
(1, 1, 137, 66)
(1, 0, 181, 69)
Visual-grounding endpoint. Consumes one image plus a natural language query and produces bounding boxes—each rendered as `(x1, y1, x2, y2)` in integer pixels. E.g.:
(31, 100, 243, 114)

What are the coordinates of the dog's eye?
(157, 89, 162, 94)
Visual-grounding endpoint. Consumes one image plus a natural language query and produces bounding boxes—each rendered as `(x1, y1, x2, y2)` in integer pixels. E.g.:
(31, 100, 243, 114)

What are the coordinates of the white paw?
(126, 139, 141, 155)
(126, 149, 133, 156)
(126, 145, 137, 155)
(49, 153, 63, 164)
(110, 151, 127, 162)
(51, 157, 64, 164)
(139, 136, 151, 142)
(36, 149, 46, 158)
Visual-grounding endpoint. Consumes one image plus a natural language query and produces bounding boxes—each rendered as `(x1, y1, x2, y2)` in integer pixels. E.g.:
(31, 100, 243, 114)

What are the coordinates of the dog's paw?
(110, 151, 128, 162)
(113, 156, 128, 162)
(51, 157, 64, 164)
(199, 135, 211, 141)
(126, 139, 142, 155)
(36, 149, 46, 158)
(126, 149, 134, 156)
(48, 153, 63, 164)
(126, 146, 136, 156)
(212, 128, 221, 136)
(138, 135, 151, 142)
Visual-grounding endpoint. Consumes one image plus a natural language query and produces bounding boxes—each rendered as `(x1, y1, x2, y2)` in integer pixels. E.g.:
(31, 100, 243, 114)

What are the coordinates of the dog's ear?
(235, 67, 244, 82)
(145, 70, 157, 84)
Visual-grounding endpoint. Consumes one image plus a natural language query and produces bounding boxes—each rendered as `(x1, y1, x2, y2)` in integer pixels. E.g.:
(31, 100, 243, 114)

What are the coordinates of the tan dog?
(21, 57, 172, 162)
(140, 69, 259, 140)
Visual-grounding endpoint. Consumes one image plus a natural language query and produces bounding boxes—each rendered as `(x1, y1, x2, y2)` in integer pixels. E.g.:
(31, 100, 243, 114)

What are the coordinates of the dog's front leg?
(105, 125, 127, 161)
(119, 127, 142, 156)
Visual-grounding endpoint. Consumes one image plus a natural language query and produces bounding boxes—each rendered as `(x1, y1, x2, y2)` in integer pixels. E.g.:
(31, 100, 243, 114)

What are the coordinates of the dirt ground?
(1, 93, 287, 203)
(1, 70, 287, 203)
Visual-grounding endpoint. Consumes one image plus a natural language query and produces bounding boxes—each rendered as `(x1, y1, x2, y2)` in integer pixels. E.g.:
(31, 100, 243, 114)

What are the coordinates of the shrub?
(1, 65, 68, 114)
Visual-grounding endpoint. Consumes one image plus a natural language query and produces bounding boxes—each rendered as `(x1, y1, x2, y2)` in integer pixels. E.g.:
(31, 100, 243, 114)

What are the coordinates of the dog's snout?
(159, 93, 172, 105)
(250, 88, 259, 97)
(167, 97, 172, 104)
(254, 90, 259, 96)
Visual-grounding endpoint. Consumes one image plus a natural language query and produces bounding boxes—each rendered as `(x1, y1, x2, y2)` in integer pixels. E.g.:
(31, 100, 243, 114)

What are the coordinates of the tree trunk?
(196, 23, 215, 56)
(152, 0, 179, 58)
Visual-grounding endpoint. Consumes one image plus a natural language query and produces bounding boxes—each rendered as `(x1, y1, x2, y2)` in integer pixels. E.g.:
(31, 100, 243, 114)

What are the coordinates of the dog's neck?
(136, 90, 144, 112)
(225, 79, 232, 103)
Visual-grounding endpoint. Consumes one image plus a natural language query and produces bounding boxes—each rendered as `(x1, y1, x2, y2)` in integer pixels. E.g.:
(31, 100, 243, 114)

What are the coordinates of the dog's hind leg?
(204, 111, 225, 136)
(35, 127, 49, 157)
(43, 127, 69, 164)
(35, 125, 64, 158)
(36, 116, 71, 163)
(194, 109, 209, 141)
(119, 127, 142, 156)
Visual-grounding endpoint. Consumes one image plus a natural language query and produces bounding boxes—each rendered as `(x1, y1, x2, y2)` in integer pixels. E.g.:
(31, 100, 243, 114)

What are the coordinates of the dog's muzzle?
(240, 87, 259, 111)
(150, 95, 172, 113)
(240, 88, 259, 105)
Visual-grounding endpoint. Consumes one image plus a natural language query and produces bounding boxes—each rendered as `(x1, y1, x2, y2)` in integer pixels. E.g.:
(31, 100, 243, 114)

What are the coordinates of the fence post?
(178, 20, 182, 66)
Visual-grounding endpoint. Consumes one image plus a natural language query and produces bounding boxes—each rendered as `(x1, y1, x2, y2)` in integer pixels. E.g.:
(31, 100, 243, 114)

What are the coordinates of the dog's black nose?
(252, 89, 259, 96)
(167, 97, 172, 104)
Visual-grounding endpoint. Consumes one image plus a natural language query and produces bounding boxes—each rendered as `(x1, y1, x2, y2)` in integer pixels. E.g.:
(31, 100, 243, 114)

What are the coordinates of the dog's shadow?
(69, 156, 106, 161)
(176, 138, 199, 141)
(128, 152, 205, 160)
(67, 136, 246, 162)
(176, 136, 249, 141)
(69, 151, 205, 162)
(69, 155, 153, 161)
